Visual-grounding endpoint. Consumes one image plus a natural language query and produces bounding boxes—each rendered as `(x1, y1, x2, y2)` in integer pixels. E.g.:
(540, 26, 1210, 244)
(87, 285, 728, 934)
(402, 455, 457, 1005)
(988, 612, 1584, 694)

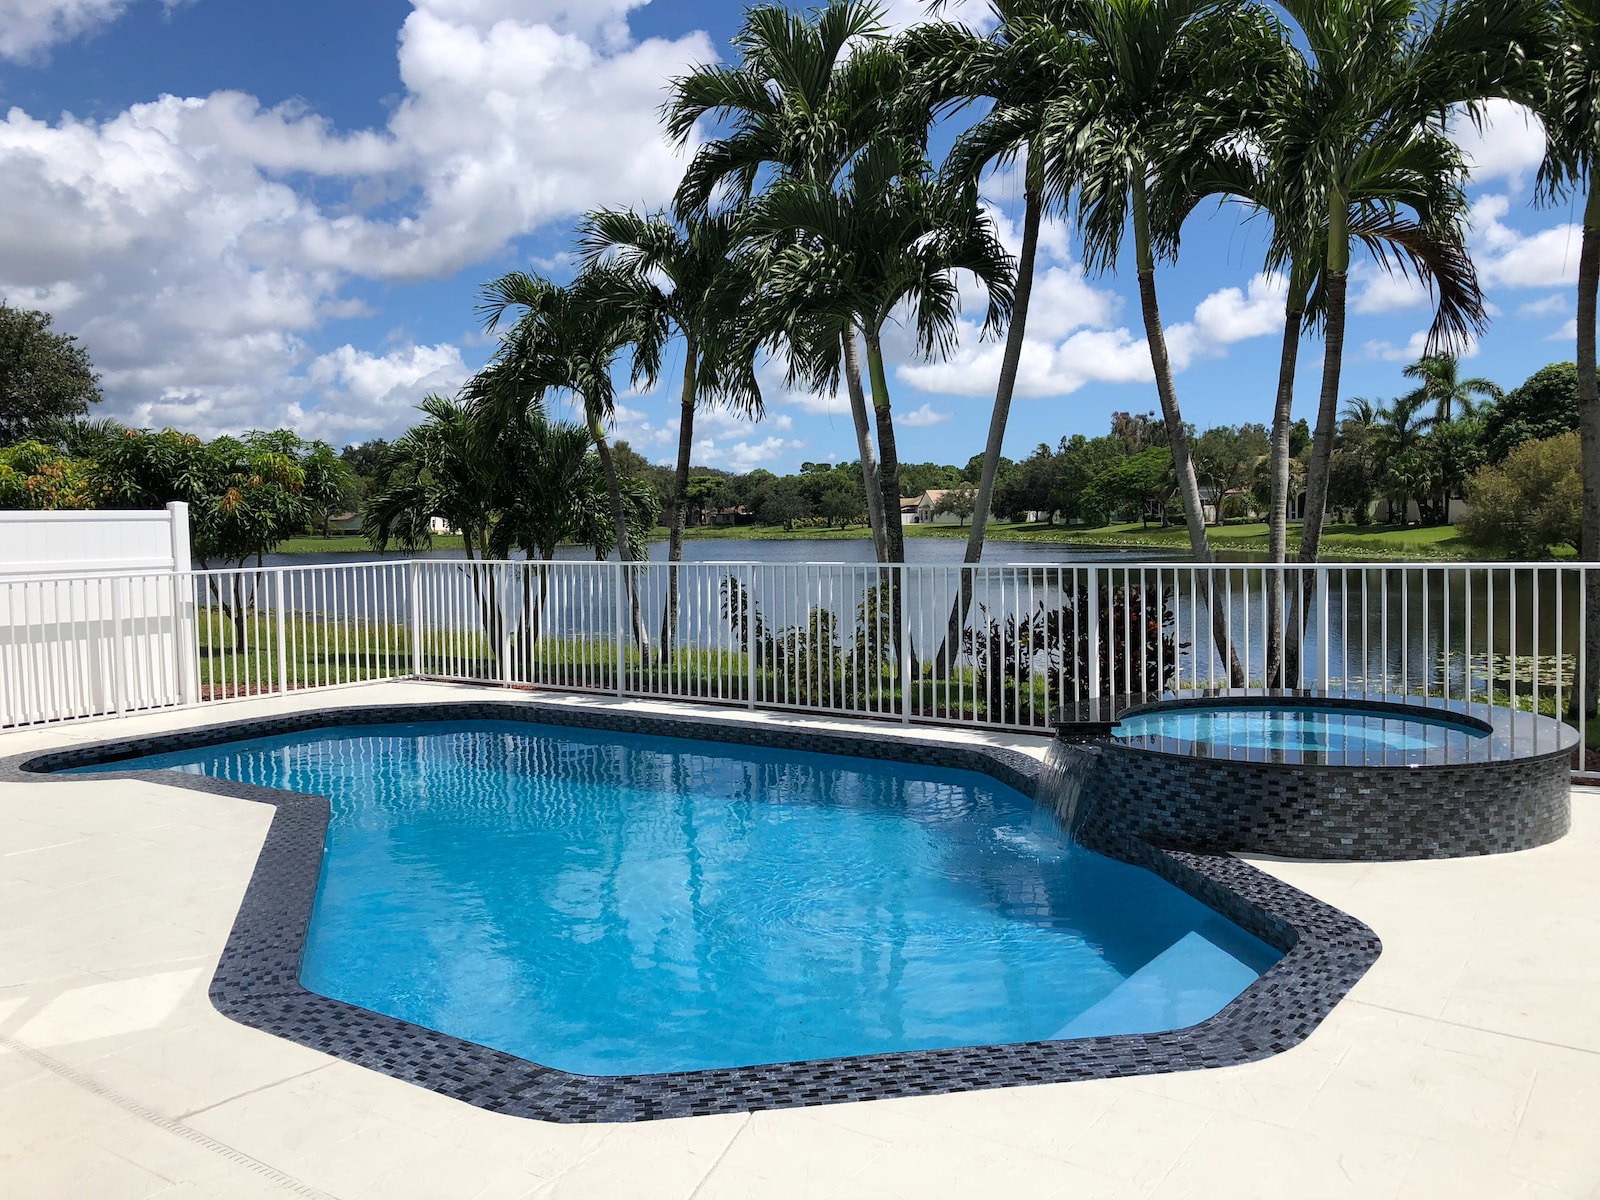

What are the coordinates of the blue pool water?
(82, 722, 1281, 1074)
(1113, 704, 1489, 754)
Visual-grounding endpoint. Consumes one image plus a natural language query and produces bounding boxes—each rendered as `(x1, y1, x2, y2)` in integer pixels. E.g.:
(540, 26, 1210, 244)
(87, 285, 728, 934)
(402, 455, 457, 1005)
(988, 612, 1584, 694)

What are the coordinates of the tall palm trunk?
(662, 336, 699, 655)
(865, 330, 908, 705)
(589, 406, 652, 661)
(1578, 184, 1600, 720)
(1267, 270, 1309, 688)
(964, 185, 1042, 567)
(843, 330, 889, 562)
(864, 332, 906, 565)
(1131, 175, 1210, 562)
(1299, 192, 1350, 566)
(1131, 174, 1243, 689)
(938, 183, 1043, 681)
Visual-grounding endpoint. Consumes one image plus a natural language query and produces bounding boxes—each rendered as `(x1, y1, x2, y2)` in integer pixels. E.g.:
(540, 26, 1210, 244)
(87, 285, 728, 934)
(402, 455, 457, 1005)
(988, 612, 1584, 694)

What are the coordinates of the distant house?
(710, 505, 755, 527)
(899, 496, 921, 525)
(911, 489, 987, 526)
(325, 511, 363, 534)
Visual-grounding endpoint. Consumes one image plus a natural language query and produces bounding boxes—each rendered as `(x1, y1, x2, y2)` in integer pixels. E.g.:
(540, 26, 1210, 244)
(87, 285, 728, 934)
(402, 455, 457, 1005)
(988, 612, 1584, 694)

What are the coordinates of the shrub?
(1459, 432, 1580, 559)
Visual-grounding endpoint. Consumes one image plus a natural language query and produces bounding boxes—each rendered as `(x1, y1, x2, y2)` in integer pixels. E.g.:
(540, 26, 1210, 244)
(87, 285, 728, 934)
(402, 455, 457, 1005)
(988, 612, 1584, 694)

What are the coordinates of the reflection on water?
(261, 536, 1174, 569)
(83, 720, 1281, 1073)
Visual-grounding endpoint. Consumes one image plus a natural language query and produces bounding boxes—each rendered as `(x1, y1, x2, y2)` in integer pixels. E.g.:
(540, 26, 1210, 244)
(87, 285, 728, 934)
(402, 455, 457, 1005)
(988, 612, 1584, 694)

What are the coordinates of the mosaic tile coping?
(1, 700, 1382, 1124)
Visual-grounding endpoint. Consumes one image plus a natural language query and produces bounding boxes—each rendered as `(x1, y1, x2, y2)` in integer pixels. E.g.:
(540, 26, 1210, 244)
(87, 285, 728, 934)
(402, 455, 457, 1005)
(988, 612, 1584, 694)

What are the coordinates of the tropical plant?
(1370, 390, 1436, 522)
(1035, 0, 1281, 563)
(578, 208, 762, 646)
(1535, 1, 1600, 708)
(900, 0, 1082, 565)
(0, 440, 97, 509)
(1402, 351, 1503, 424)
(471, 268, 654, 649)
(364, 396, 659, 666)
(744, 134, 1014, 563)
(964, 581, 1176, 726)
(665, 0, 915, 561)
(472, 271, 639, 556)
(1271, 0, 1546, 565)
(363, 395, 502, 560)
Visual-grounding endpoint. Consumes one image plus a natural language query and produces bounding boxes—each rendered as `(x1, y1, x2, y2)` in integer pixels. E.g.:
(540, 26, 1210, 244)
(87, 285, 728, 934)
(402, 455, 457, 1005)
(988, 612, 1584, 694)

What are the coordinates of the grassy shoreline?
(276, 519, 1477, 561)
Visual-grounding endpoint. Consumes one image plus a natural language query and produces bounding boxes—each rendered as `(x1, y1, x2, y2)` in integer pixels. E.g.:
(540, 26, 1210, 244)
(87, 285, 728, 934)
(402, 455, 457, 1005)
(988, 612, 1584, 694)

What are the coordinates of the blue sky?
(0, 0, 1579, 473)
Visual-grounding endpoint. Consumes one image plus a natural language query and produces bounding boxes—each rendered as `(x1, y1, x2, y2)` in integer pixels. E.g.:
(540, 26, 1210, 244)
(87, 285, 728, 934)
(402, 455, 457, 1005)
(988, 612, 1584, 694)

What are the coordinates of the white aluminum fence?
(2, 558, 1591, 773)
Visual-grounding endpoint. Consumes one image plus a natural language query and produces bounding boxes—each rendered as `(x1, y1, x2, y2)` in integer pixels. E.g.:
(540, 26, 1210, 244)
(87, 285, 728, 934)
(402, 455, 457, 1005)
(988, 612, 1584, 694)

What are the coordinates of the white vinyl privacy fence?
(2, 557, 1592, 771)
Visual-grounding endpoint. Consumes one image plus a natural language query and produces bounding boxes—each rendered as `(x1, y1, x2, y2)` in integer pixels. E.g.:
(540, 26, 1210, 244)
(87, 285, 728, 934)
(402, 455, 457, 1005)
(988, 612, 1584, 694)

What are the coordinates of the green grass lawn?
(985, 519, 1469, 560)
(275, 533, 468, 554)
(274, 520, 1475, 561)
(677, 519, 1472, 560)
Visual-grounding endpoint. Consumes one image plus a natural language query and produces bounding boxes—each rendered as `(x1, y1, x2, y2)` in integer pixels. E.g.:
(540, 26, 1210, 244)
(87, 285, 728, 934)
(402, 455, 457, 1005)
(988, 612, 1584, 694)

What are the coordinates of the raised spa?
(78, 720, 1283, 1074)
(1057, 695, 1575, 861)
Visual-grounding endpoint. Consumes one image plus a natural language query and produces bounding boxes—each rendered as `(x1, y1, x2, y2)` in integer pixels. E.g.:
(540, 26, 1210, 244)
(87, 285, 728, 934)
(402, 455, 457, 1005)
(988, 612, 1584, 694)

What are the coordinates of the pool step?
(1050, 930, 1260, 1040)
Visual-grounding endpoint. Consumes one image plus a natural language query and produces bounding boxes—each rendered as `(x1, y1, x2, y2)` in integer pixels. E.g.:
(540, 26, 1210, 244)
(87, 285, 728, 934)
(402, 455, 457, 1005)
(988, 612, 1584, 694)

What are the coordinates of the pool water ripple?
(88, 720, 1281, 1074)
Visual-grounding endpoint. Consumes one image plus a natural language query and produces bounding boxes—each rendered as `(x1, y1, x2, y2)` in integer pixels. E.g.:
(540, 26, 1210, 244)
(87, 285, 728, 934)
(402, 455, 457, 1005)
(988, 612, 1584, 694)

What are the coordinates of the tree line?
(5, 0, 1597, 583)
(374, 0, 1590, 586)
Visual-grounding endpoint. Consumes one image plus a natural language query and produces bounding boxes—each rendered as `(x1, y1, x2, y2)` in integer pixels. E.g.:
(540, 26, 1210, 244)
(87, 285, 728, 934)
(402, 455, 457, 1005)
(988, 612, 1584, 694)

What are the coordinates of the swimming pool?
(1112, 704, 1488, 755)
(85, 719, 1281, 1074)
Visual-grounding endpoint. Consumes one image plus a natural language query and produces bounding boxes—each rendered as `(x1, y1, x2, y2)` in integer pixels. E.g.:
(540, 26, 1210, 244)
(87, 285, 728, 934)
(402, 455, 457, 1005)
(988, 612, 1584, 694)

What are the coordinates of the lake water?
(248, 537, 1574, 704)
(262, 536, 1174, 570)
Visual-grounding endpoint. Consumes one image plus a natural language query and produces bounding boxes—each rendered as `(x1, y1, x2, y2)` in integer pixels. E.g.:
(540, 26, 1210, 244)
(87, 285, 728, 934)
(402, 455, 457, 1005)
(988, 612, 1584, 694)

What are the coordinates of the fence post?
(1087, 566, 1102, 705)
(614, 561, 627, 697)
(499, 564, 514, 687)
(899, 564, 912, 724)
(108, 576, 128, 715)
(745, 567, 757, 710)
(274, 570, 288, 694)
(1316, 566, 1331, 693)
(171, 569, 200, 706)
(408, 561, 424, 679)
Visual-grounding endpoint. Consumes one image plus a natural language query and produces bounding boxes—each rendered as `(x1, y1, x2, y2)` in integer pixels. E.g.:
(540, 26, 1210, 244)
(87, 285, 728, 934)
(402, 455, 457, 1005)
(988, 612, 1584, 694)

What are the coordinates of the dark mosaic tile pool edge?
(1, 700, 1382, 1123)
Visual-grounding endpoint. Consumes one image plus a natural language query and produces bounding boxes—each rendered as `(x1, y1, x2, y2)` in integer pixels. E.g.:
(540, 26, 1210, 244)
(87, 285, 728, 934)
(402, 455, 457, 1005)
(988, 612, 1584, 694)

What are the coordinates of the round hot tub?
(1070, 694, 1574, 861)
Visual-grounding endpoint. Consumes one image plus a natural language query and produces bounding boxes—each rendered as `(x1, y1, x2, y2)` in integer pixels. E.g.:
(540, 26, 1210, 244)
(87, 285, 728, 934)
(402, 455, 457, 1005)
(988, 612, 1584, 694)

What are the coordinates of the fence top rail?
(5, 558, 1600, 589)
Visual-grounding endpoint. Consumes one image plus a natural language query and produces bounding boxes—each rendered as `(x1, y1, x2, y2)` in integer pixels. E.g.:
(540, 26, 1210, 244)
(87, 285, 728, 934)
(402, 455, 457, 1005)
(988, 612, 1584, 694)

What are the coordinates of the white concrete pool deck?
(1, 681, 1597, 1200)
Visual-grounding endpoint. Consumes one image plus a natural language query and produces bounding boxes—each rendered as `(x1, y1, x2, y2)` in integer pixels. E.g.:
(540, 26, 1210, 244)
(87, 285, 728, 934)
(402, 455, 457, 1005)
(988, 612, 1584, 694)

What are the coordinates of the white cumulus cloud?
(0, 0, 713, 440)
(1450, 98, 1546, 190)
(0, 0, 148, 61)
(293, 343, 471, 443)
(900, 270, 1286, 399)
(693, 435, 806, 473)
(1471, 194, 1581, 290)
(897, 403, 951, 428)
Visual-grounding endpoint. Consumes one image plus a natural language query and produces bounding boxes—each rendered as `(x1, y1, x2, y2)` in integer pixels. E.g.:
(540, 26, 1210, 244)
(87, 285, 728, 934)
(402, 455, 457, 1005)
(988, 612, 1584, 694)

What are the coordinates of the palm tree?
(473, 269, 642, 561)
(1156, 120, 1485, 680)
(1402, 352, 1503, 424)
(1372, 390, 1436, 524)
(1037, 0, 1282, 565)
(1273, 0, 1546, 565)
(363, 394, 510, 667)
(578, 208, 762, 647)
(1535, 0, 1598, 712)
(472, 268, 654, 651)
(899, 0, 1081, 566)
(744, 135, 1014, 563)
(665, 0, 913, 562)
(363, 394, 501, 561)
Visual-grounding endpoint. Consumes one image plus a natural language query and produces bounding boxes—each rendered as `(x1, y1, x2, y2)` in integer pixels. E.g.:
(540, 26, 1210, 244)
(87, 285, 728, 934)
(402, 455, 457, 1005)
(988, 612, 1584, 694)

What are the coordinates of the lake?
(261, 537, 1178, 569)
